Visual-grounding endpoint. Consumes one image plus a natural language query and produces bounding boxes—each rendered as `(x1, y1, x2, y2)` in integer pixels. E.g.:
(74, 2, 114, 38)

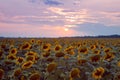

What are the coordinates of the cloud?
(43, 0, 63, 5)
(72, 22, 120, 36)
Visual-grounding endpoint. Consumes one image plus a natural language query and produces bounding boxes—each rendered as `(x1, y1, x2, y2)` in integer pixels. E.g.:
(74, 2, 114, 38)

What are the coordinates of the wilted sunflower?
(0, 68, 4, 80)
(55, 52, 65, 57)
(46, 62, 57, 73)
(9, 48, 17, 55)
(92, 67, 105, 79)
(90, 55, 101, 62)
(29, 73, 41, 80)
(21, 42, 31, 50)
(70, 68, 80, 79)
(21, 61, 34, 69)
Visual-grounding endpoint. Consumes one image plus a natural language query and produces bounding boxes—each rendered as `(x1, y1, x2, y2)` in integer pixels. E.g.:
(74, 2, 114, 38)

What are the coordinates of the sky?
(0, 0, 120, 37)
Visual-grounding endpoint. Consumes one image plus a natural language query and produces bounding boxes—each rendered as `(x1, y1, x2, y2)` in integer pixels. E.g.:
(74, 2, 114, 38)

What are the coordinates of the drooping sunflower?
(55, 52, 65, 57)
(46, 62, 57, 73)
(90, 55, 101, 62)
(70, 68, 80, 80)
(21, 61, 34, 69)
(13, 68, 22, 77)
(29, 73, 41, 80)
(92, 67, 105, 79)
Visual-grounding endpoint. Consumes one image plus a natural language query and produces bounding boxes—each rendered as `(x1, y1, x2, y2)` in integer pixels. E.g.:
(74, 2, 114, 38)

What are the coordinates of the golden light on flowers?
(9, 48, 17, 55)
(21, 42, 31, 50)
(55, 52, 65, 57)
(13, 68, 22, 77)
(0, 68, 4, 80)
(46, 62, 57, 73)
(70, 68, 80, 79)
(21, 61, 34, 69)
(92, 67, 105, 79)
(29, 73, 41, 80)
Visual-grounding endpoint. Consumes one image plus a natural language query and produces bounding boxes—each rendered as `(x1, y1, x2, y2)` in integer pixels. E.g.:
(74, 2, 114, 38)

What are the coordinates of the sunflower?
(54, 44, 62, 52)
(21, 61, 34, 69)
(29, 73, 41, 80)
(0, 68, 4, 80)
(70, 68, 80, 79)
(55, 52, 65, 57)
(90, 55, 101, 62)
(93, 49, 100, 55)
(42, 52, 50, 58)
(77, 59, 87, 65)
(46, 57, 54, 62)
(25, 51, 37, 57)
(90, 45, 96, 50)
(78, 47, 88, 54)
(16, 57, 25, 65)
(92, 67, 105, 79)
(46, 62, 57, 73)
(103, 52, 115, 61)
(9, 48, 17, 55)
(13, 68, 22, 77)
(104, 47, 111, 53)
(42, 43, 51, 51)
(7, 54, 17, 60)
(26, 55, 35, 62)
(21, 42, 31, 50)
(30, 39, 35, 44)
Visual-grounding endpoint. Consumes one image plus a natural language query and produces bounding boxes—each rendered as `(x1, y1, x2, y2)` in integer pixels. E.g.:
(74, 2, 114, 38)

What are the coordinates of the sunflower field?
(0, 38, 120, 80)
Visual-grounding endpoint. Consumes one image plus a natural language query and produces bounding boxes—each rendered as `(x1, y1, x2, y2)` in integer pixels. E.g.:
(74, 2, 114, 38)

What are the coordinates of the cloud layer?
(0, 0, 120, 37)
